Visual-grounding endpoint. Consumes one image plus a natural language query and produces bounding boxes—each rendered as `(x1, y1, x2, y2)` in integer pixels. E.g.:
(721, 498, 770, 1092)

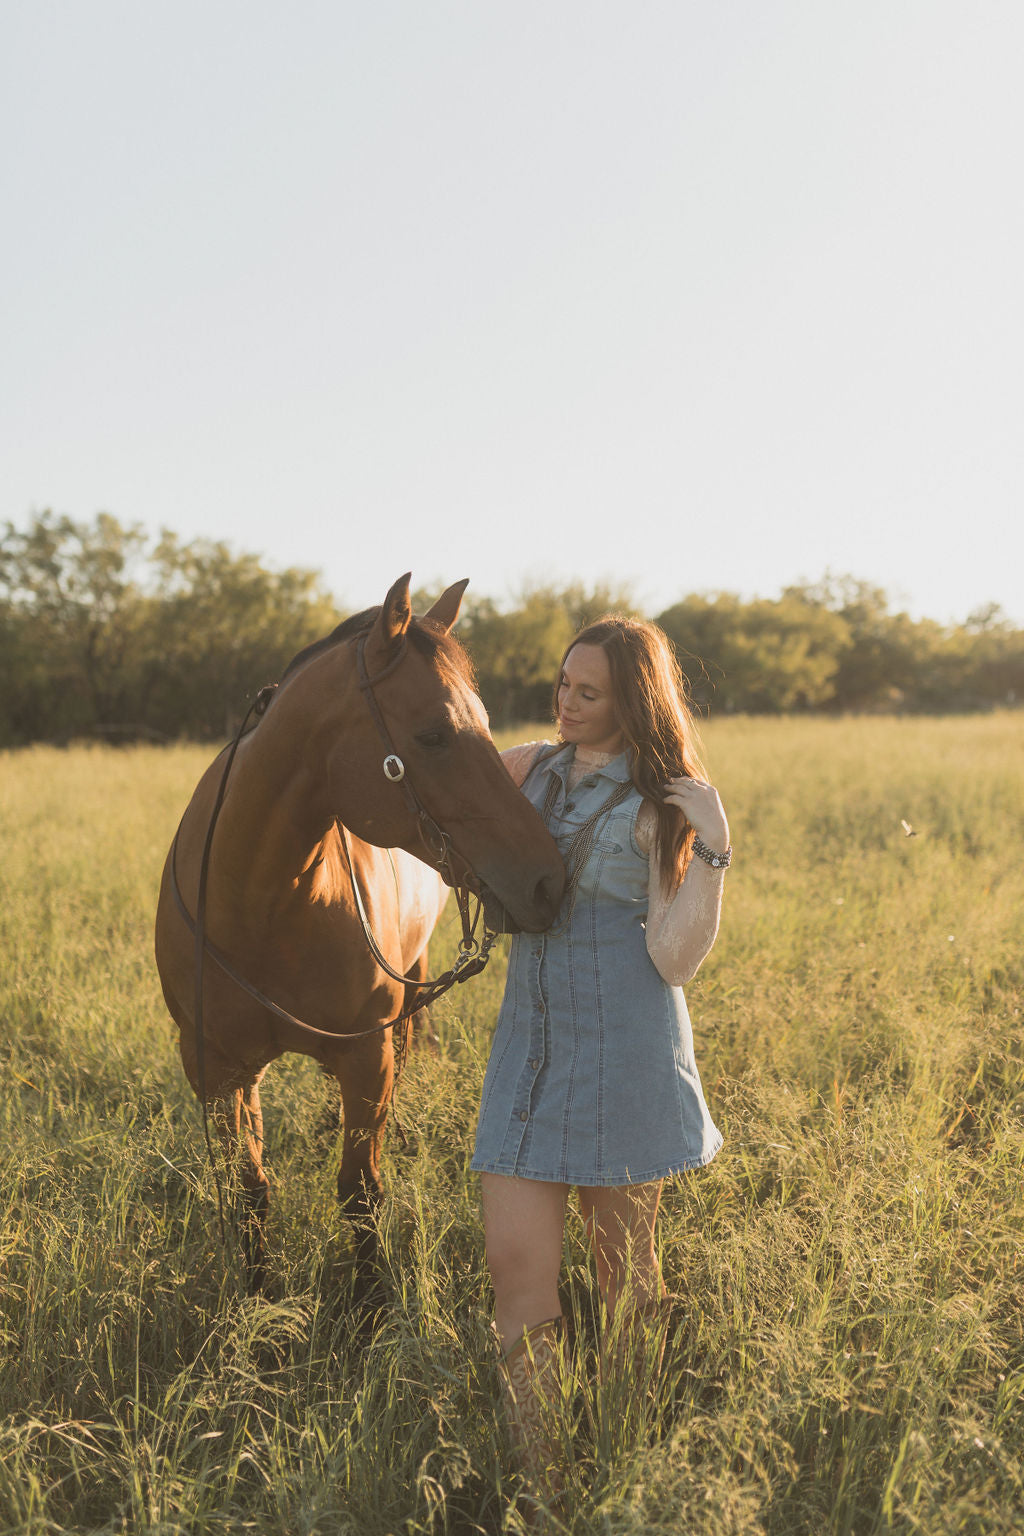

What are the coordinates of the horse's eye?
(415, 729, 448, 750)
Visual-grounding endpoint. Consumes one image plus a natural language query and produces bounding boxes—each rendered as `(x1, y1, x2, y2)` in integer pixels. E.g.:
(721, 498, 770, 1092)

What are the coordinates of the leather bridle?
(353, 632, 497, 970)
(341, 632, 499, 1002)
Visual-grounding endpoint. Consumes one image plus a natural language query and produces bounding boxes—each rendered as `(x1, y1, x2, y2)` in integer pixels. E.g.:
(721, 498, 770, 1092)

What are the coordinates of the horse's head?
(309, 574, 564, 933)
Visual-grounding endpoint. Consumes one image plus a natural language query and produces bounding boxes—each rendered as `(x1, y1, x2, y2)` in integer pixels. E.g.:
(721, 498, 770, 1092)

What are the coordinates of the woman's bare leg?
(481, 1174, 572, 1509)
(480, 1174, 570, 1351)
(577, 1180, 666, 1321)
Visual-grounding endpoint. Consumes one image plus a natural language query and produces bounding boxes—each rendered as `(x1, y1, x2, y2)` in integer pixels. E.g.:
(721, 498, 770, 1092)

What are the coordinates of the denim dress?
(471, 745, 723, 1187)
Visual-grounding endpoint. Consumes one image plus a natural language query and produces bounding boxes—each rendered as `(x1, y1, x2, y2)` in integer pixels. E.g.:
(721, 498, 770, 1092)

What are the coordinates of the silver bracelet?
(692, 836, 732, 870)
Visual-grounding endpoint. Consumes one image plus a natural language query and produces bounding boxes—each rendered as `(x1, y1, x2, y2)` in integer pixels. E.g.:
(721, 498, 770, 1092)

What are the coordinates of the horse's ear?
(365, 572, 413, 667)
(423, 578, 469, 634)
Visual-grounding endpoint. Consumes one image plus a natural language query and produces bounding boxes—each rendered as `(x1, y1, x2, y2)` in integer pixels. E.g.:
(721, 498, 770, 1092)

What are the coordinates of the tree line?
(1, 511, 1020, 746)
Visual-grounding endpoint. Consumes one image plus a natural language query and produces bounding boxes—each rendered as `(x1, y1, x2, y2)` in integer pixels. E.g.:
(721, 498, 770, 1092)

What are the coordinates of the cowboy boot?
(497, 1315, 567, 1522)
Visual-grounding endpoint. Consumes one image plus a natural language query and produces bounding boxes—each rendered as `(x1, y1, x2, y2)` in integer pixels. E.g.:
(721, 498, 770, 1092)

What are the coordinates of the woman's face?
(557, 644, 624, 755)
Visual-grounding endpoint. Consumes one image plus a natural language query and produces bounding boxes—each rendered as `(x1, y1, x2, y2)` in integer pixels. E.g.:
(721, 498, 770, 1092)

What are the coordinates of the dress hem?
(469, 1134, 723, 1187)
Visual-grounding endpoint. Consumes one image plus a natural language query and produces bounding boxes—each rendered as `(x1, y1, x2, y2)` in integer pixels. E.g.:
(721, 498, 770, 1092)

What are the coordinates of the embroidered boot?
(497, 1315, 567, 1523)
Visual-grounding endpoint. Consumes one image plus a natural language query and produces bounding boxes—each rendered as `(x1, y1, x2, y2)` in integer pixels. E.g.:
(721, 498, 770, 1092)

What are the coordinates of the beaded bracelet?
(692, 836, 732, 870)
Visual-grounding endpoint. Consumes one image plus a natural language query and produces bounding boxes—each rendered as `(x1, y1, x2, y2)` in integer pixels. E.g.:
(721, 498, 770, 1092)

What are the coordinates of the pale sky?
(3, 2, 1022, 625)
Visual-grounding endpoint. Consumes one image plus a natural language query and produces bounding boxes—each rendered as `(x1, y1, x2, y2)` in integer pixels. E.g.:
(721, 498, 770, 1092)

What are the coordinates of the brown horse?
(154, 574, 563, 1288)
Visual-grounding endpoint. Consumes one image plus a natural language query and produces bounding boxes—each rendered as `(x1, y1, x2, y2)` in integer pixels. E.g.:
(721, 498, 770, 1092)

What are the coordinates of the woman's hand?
(662, 776, 730, 853)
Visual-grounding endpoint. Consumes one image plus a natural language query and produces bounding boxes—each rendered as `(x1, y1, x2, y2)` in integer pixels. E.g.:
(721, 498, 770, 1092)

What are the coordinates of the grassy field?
(0, 715, 1021, 1535)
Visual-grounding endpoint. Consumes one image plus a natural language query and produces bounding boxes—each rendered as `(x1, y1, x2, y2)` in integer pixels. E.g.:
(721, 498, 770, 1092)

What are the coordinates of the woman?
(471, 615, 730, 1509)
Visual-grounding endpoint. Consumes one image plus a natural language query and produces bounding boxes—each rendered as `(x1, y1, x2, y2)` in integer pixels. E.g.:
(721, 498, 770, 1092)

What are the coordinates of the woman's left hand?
(662, 776, 730, 852)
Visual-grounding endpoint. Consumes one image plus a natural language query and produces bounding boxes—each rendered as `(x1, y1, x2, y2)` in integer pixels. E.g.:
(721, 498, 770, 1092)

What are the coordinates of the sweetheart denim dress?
(471, 745, 723, 1187)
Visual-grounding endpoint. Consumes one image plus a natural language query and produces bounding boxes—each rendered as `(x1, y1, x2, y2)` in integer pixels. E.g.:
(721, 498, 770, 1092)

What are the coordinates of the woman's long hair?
(552, 616, 707, 892)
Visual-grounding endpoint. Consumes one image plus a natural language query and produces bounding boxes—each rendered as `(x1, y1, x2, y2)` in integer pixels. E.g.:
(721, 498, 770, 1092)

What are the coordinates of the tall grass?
(0, 717, 1021, 1534)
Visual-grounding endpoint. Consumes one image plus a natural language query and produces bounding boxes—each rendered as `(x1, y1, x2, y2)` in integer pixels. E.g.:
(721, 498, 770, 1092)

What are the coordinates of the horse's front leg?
(180, 1031, 273, 1293)
(332, 1027, 395, 1292)
(236, 1076, 270, 1287)
(203, 1072, 272, 1292)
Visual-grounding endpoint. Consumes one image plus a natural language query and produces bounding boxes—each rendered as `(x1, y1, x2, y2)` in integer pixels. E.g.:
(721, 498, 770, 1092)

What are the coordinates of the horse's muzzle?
(480, 870, 562, 934)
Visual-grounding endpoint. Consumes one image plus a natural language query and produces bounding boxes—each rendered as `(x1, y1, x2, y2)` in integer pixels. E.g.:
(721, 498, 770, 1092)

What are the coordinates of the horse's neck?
(213, 683, 346, 906)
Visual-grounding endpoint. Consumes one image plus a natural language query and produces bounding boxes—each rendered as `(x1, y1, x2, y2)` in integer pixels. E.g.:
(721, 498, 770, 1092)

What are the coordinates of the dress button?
(565, 800, 575, 812)
(530, 1058, 540, 1069)
(519, 1110, 529, 1122)
(582, 777, 597, 787)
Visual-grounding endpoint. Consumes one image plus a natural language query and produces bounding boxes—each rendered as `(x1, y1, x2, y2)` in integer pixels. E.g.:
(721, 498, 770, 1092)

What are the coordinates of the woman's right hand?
(661, 775, 730, 853)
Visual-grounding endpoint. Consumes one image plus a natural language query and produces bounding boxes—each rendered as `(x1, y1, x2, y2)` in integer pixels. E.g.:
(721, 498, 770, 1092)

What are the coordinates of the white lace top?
(502, 742, 724, 987)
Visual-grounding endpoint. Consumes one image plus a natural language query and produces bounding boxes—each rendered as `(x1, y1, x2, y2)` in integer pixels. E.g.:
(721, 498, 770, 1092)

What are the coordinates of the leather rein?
(172, 631, 499, 1188)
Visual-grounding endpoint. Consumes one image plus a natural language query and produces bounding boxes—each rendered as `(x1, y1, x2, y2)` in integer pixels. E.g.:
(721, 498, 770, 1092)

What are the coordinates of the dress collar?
(541, 742, 633, 786)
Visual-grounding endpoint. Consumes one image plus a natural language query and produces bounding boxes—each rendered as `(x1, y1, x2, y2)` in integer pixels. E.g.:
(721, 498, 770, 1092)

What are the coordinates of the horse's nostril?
(536, 871, 563, 919)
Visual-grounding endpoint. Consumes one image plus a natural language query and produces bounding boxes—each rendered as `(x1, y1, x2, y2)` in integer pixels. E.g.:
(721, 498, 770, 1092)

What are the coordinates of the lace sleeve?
(638, 802, 725, 986)
(500, 741, 551, 788)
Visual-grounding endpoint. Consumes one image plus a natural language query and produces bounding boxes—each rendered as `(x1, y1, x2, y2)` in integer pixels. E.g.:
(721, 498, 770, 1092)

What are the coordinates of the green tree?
(0, 512, 341, 744)
(459, 589, 571, 725)
(954, 604, 1024, 709)
(780, 577, 1022, 713)
(0, 510, 150, 742)
(657, 590, 849, 713)
(459, 580, 639, 725)
(143, 532, 340, 738)
(790, 577, 906, 710)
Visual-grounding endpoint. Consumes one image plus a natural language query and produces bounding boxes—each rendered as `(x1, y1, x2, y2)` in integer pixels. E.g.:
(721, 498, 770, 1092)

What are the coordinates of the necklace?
(541, 767, 635, 929)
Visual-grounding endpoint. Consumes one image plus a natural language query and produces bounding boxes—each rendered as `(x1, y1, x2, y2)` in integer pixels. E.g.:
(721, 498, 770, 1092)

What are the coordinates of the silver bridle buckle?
(383, 754, 406, 783)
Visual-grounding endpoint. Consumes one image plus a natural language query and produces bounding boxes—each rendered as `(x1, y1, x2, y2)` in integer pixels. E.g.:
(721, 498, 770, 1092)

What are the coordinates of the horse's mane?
(277, 606, 475, 693)
(278, 607, 379, 684)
